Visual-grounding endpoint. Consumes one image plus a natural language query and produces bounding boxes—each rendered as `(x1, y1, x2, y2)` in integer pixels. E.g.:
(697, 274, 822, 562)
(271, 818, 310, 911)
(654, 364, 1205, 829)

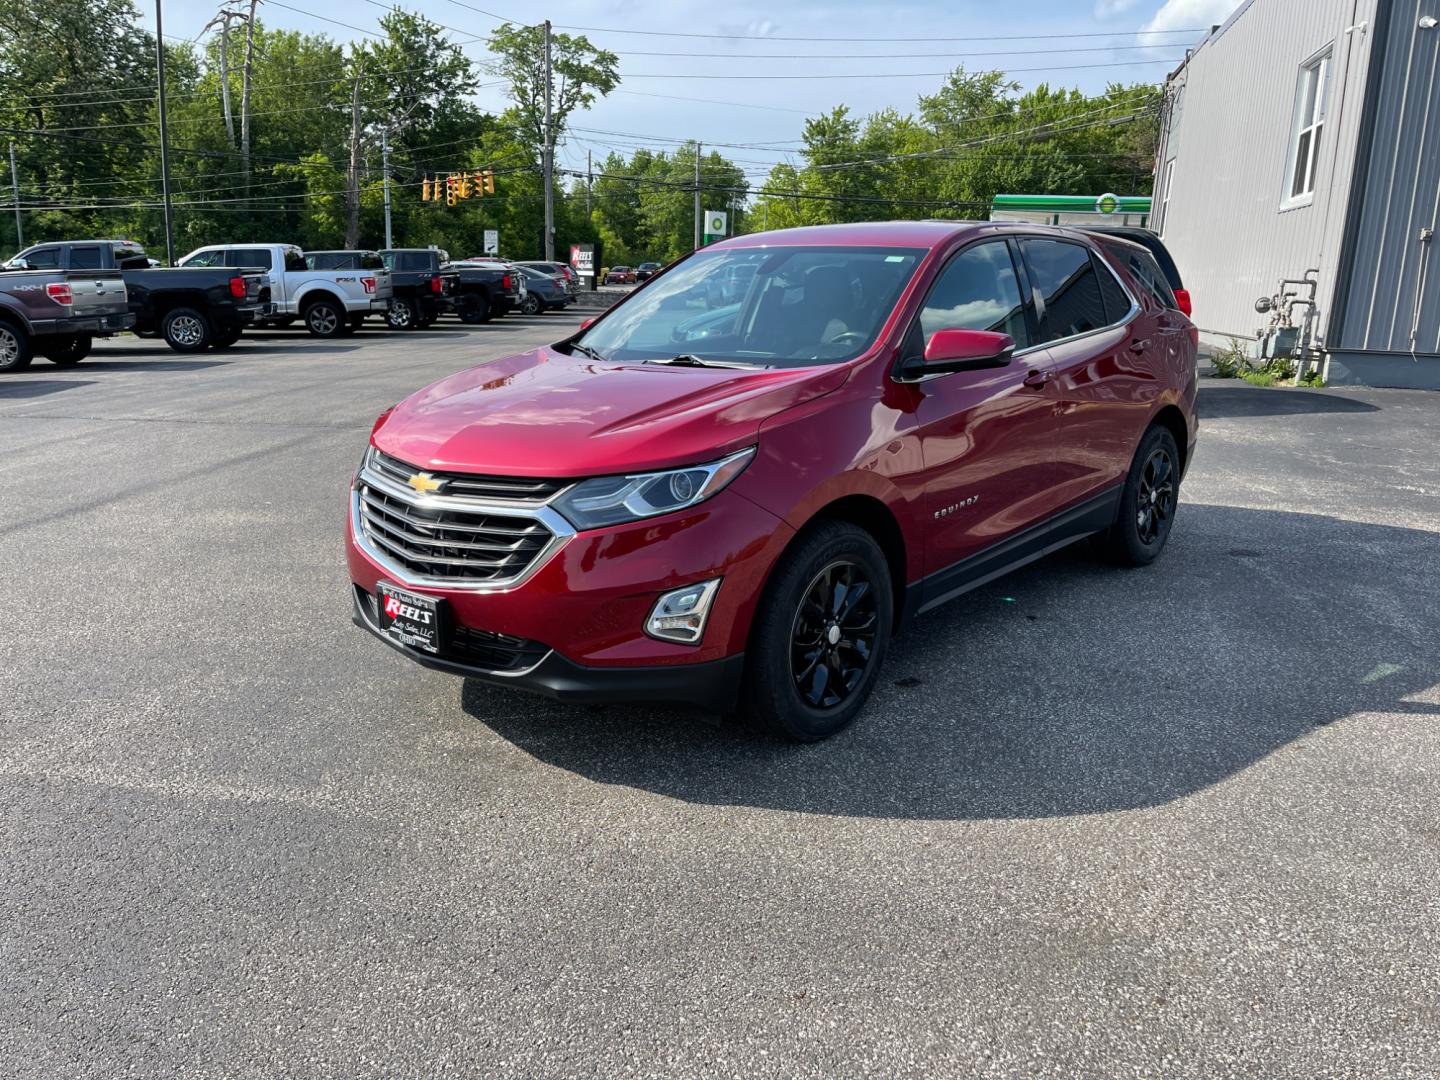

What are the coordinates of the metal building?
(1153, 0, 1440, 388)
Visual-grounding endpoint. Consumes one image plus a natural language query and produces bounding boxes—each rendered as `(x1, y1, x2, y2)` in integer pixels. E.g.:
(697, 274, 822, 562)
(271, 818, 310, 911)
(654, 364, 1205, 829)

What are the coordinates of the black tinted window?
(1123, 250, 1178, 310)
(399, 252, 431, 273)
(284, 249, 306, 272)
(1021, 240, 1109, 343)
(230, 247, 274, 270)
(22, 247, 60, 269)
(918, 241, 1029, 348)
(69, 246, 104, 269)
(1093, 253, 1133, 323)
(360, 252, 384, 270)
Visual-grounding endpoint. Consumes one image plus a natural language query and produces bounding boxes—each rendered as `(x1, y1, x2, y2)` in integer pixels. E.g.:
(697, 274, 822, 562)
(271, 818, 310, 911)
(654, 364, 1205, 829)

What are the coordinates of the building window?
(1283, 47, 1332, 208)
(1158, 158, 1176, 236)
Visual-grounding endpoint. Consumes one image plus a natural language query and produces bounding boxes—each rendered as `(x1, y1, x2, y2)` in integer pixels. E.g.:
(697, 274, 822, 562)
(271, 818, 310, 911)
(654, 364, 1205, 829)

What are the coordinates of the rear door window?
(1092, 253, 1135, 324)
(283, 249, 307, 272)
(69, 246, 105, 270)
(229, 247, 274, 270)
(1020, 239, 1110, 344)
(916, 241, 1030, 348)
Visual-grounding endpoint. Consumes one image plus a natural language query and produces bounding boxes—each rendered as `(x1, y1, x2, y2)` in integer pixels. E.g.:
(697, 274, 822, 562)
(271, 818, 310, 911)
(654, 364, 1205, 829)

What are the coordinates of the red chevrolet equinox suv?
(348, 221, 1198, 740)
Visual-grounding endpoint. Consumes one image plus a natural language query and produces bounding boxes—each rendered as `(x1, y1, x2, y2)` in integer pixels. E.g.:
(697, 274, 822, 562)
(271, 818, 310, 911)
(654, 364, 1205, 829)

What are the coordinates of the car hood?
(374, 346, 849, 477)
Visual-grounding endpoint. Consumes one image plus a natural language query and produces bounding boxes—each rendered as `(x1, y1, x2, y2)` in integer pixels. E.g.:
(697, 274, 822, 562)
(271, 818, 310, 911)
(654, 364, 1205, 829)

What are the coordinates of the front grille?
(356, 481, 555, 583)
(451, 626, 549, 671)
(368, 448, 566, 504)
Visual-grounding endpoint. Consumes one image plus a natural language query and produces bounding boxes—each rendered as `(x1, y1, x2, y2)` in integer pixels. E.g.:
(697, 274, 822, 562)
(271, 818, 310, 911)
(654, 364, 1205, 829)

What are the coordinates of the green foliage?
(1208, 339, 1248, 378)
(588, 144, 747, 264)
(1299, 369, 1327, 387)
(486, 23, 619, 150)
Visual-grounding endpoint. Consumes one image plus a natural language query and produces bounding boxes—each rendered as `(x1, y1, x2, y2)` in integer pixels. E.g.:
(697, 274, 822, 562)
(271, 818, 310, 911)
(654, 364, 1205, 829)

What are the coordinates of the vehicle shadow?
(460, 504, 1438, 821)
(52, 358, 230, 371)
(1197, 383, 1380, 418)
(0, 379, 96, 398)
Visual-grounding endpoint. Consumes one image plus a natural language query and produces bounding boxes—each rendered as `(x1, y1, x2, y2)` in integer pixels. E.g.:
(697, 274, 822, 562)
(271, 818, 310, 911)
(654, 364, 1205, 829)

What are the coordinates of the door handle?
(1128, 338, 1150, 354)
(1022, 367, 1051, 389)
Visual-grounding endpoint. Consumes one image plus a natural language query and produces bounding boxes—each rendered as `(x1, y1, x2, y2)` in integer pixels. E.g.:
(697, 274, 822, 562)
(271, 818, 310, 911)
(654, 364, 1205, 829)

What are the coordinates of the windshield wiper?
(570, 342, 606, 361)
(646, 354, 754, 369)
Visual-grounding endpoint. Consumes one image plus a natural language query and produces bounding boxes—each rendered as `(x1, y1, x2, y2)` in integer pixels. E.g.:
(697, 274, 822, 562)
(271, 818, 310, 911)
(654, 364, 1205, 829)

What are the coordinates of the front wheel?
(162, 306, 212, 352)
(1094, 424, 1181, 567)
(386, 298, 417, 330)
(740, 521, 893, 742)
(0, 321, 34, 372)
(303, 299, 345, 338)
(42, 333, 92, 366)
(458, 297, 491, 324)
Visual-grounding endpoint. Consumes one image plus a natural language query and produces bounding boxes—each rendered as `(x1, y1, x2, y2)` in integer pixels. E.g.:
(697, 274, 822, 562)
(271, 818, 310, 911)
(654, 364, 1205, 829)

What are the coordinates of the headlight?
(552, 447, 756, 530)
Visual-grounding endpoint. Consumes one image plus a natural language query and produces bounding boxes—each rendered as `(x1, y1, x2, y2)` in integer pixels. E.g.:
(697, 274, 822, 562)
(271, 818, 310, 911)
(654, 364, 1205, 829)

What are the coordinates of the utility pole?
(542, 20, 554, 261)
(155, 0, 175, 265)
(240, 0, 259, 193)
(693, 141, 702, 250)
(8, 143, 22, 249)
(585, 148, 592, 218)
(381, 128, 393, 249)
(345, 61, 363, 248)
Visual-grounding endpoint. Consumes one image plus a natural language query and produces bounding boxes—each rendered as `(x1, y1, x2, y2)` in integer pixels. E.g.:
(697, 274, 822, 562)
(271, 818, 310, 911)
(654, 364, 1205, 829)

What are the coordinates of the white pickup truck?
(176, 243, 393, 338)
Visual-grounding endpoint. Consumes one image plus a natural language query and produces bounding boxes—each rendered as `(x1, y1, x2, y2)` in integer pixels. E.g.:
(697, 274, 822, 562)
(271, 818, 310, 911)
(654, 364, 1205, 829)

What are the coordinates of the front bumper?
(351, 586, 743, 709)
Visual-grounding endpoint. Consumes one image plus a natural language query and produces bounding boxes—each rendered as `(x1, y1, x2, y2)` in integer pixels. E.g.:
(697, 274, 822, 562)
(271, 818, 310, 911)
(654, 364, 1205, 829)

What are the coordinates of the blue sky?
(140, 0, 1242, 181)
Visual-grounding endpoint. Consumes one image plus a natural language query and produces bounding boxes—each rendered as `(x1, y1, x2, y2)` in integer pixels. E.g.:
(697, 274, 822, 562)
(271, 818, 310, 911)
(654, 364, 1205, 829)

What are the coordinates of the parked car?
(515, 265, 573, 314)
(177, 243, 392, 338)
(445, 259, 524, 322)
(1080, 225, 1191, 317)
(347, 221, 1198, 741)
(0, 266, 133, 372)
(378, 249, 458, 330)
(517, 260, 579, 296)
(3, 239, 266, 352)
(636, 262, 661, 281)
(605, 266, 636, 285)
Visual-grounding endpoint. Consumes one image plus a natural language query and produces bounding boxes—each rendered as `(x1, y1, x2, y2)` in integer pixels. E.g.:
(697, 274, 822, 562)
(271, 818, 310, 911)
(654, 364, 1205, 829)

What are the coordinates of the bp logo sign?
(705, 210, 728, 235)
(1095, 193, 1121, 215)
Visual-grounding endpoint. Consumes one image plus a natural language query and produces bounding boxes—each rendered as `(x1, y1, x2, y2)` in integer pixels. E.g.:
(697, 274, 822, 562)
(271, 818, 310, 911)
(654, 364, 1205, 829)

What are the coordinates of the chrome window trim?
(352, 464, 576, 593)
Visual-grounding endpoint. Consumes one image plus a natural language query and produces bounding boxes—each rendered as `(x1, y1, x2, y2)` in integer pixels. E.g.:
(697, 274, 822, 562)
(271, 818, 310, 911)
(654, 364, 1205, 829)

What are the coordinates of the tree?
(486, 23, 619, 150)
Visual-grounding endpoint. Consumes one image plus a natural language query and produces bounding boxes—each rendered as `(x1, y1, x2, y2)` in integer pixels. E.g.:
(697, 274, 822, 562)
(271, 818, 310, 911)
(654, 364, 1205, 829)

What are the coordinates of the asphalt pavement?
(2, 317, 1438, 1078)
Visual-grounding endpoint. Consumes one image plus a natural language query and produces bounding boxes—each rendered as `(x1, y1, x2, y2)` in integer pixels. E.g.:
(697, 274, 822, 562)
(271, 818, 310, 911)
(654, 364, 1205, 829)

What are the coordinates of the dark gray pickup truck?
(0, 268, 133, 373)
(3, 239, 269, 353)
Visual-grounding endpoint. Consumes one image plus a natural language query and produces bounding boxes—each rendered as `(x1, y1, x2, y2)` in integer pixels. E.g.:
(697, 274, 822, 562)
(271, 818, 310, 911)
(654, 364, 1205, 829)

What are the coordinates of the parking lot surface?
(3, 319, 1438, 1078)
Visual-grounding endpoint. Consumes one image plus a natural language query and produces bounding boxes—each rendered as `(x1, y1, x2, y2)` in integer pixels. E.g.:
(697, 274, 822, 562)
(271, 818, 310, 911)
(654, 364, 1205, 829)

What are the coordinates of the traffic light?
(421, 176, 431, 201)
(454, 173, 473, 200)
(482, 169, 495, 195)
(445, 174, 457, 206)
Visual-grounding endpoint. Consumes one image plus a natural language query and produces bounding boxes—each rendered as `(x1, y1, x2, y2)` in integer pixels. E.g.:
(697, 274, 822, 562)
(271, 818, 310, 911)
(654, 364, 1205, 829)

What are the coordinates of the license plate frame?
(376, 583, 444, 654)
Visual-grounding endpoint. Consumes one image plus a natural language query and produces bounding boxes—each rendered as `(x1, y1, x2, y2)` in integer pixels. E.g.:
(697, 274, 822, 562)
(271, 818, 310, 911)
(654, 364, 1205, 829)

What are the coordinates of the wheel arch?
(791, 493, 909, 631)
(1151, 403, 1190, 475)
(298, 286, 345, 312)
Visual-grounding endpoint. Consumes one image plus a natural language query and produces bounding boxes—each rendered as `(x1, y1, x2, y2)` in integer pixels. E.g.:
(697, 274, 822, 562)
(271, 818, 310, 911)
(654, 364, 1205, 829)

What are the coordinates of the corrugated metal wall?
(1337, 0, 1440, 355)
(1154, 0, 1379, 345)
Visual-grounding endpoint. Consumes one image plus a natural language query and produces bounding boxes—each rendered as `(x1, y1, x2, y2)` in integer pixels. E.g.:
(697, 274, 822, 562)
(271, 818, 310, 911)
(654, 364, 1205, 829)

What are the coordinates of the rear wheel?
(458, 294, 491, 324)
(42, 333, 92, 366)
(740, 521, 892, 742)
(303, 298, 344, 338)
(347, 314, 367, 333)
(1094, 424, 1180, 567)
(520, 293, 542, 316)
(386, 297, 417, 330)
(0, 321, 33, 373)
(162, 306, 212, 352)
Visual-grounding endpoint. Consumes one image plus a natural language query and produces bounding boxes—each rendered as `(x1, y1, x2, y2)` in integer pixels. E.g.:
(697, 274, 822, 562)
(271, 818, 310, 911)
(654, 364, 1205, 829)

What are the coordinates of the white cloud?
(1141, 0, 1245, 34)
(1095, 0, 1142, 17)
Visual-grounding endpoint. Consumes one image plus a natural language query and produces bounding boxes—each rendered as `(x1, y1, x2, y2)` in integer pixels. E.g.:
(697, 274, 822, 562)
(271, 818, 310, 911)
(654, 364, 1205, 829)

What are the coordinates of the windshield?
(577, 245, 924, 368)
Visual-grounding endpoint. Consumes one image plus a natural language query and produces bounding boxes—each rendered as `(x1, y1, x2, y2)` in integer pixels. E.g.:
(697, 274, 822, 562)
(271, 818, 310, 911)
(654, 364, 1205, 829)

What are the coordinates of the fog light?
(645, 578, 721, 644)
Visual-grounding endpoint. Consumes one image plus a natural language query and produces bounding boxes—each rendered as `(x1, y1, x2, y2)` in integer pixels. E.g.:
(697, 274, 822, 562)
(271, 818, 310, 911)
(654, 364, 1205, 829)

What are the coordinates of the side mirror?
(898, 329, 1014, 381)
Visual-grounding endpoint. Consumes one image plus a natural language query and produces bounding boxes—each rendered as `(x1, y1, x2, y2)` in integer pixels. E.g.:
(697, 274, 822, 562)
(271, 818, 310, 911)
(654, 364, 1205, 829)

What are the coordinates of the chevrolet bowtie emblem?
(406, 471, 444, 494)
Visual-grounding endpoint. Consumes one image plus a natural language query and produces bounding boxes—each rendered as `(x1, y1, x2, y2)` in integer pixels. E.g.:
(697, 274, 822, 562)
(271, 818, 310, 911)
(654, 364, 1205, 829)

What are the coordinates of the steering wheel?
(827, 331, 867, 346)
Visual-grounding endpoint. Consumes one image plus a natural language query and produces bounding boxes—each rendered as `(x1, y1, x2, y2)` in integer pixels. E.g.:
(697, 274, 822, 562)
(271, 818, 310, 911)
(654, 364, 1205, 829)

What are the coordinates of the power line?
(549, 25, 1208, 43)
(615, 59, 1184, 80)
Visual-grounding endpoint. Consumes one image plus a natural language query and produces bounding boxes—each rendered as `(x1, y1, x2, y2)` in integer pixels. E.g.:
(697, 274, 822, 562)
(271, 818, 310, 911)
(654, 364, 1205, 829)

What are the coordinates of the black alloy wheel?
(1136, 446, 1176, 546)
(790, 560, 880, 710)
(386, 298, 416, 330)
(740, 520, 893, 741)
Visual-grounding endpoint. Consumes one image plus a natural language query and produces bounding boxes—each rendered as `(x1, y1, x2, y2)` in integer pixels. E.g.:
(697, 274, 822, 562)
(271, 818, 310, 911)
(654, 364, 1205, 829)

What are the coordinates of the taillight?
(228, 275, 247, 298)
(502, 274, 512, 291)
(430, 275, 443, 294)
(1173, 288, 1193, 318)
(45, 282, 73, 306)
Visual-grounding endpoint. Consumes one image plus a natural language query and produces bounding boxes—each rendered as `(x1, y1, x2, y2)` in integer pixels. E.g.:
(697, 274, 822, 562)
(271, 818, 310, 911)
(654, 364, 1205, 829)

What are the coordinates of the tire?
(210, 324, 242, 349)
(162, 306, 213, 353)
(0, 320, 33, 373)
(134, 328, 157, 339)
(520, 294, 542, 316)
(458, 295, 491, 324)
(303, 298, 345, 338)
(1094, 424, 1181, 567)
(41, 333, 93, 366)
(491, 302, 507, 319)
(386, 298, 417, 330)
(739, 521, 893, 742)
(347, 315, 367, 333)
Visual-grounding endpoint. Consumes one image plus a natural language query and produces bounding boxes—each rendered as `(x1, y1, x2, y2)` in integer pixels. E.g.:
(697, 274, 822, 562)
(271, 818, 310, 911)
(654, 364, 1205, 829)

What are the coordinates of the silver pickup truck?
(177, 243, 393, 338)
(0, 269, 134, 372)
